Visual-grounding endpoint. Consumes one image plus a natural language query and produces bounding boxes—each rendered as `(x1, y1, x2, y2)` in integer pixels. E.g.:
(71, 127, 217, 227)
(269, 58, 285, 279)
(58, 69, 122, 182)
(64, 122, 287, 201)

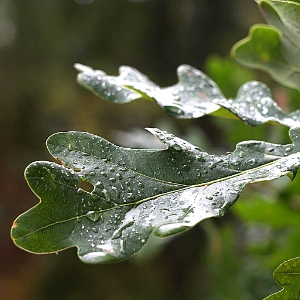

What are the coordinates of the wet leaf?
(264, 257, 300, 299)
(76, 63, 300, 128)
(75, 63, 222, 118)
(232, 0, 300, 90)
(214, 81, 300, 127)
(11, 127, 300, 263)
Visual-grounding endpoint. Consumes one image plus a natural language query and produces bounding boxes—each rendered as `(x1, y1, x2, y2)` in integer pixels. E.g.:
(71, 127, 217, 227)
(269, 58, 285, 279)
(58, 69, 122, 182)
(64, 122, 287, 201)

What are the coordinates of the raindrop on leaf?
(172, 144, 183, 151)
(86, 211, 101, 222)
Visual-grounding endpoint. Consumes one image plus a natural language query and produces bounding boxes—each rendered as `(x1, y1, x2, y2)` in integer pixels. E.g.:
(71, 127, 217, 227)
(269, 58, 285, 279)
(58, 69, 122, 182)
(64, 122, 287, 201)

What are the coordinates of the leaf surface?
(232, 0, 300, 90)
(213, 81, 300, 127)
(75, 63, 223, 118)
(11, 127, 300, 263)
(264, 257, 300, 299)
(76, 63, 300, 128)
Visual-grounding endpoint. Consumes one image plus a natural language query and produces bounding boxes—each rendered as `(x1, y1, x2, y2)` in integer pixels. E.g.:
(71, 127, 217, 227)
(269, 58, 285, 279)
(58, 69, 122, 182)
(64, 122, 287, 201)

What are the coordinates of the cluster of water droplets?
(24, 125, 300, 264)
(42, 124, 300, 264)
(76, 63, 227, 119)
(56, 130, 194, 261)
(215, 81, 292, 127)
(157, 65, 223, 118)
(147, 128, 216, 182)
(76, 64, 142, 104)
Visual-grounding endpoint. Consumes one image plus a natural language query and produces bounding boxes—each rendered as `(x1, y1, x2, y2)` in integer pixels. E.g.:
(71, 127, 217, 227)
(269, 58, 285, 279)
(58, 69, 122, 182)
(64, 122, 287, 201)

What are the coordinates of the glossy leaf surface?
(264, 257, 300, 299)
(76, 63, 300, 128)
(232, 0, 300, 90)
(213, 81, 300, 127)
(11, 127, 300, 263)
(75, 63, 223, 118)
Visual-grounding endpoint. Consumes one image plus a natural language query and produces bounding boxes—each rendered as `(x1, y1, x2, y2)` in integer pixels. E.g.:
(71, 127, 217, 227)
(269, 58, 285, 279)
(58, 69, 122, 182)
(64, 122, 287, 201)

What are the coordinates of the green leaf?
(232, 0, 300, 90)
(76, 63, 300, 127)
(264, 257, 300, 299)
(75, 63, 223, 118)
(213, 81, 300, 127)
(11, 127, 300, 263)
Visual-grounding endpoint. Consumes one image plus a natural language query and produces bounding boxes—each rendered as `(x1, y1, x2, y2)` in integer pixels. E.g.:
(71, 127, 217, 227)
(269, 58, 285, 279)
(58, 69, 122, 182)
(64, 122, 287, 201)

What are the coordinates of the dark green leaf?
(11, 127, 300, 263)
(264, 257, 300, 299)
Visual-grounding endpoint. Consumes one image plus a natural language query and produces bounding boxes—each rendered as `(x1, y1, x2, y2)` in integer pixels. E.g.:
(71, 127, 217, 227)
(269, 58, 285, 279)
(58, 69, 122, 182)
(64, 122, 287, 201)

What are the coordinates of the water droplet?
(95, 181, 104, 189)
(197, 156, 206, 162)
(285, 147, 293, 153)
(109, 177, 116, 183)
(182, 165, 190, 171)
(231, 160, 241, 167)
(116, 173, 123, 180)
(137, 181, 145, 188)
(77, 188, 84, 195)
(86, 211, 101, 222)
(127, 192, 135, 199)
(91, 227, 98, 233)
(102, 189, 111, 201)
(172, 144, 183, 151)
(208, 161, 217, 169)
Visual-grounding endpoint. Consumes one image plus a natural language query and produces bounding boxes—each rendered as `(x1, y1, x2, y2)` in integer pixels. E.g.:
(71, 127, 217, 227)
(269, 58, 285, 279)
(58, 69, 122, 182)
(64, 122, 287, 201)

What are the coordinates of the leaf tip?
(12, 221, 17, 229)
(74, 63, 87, 72)
(74, 63, 93, 73)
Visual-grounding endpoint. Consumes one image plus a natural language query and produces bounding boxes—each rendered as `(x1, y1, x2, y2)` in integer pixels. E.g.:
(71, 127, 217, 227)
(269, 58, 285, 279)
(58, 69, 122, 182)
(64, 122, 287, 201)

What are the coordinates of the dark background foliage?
(2, 1, 299, 299)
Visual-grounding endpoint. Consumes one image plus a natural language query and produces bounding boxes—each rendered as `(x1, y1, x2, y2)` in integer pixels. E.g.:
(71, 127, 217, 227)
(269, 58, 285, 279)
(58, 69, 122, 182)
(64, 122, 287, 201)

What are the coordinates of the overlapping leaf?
(264, 257, 300, 299)
(232, 0, 300, 90)
(11, 127, 300, 263)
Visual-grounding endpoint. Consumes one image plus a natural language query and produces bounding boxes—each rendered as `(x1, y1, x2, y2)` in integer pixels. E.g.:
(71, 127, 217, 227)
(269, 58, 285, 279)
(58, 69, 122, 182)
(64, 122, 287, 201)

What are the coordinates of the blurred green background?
(1, 0, 300, 299)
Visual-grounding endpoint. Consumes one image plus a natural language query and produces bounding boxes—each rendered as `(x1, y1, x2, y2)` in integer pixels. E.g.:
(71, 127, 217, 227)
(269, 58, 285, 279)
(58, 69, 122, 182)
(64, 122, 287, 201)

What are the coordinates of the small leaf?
(264, 257, 300, 299)
(76, 63, 222, 118)
(11, 127, 300, 263)
(214, 81, 300, 127)
(232, 0, 300, 90)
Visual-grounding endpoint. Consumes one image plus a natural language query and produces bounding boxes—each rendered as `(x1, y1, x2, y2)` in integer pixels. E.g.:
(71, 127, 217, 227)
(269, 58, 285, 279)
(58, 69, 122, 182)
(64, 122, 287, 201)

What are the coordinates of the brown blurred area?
(0, 1, 262, 299)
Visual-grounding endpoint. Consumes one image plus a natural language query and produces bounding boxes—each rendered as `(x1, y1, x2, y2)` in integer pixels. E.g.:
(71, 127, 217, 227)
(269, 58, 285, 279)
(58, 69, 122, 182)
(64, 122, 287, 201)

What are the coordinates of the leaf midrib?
(19, 152, 298, 241)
